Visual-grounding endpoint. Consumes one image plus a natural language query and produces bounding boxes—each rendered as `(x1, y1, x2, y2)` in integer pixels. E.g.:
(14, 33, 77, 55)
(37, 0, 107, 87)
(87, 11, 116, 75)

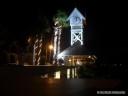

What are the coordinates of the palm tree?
(27, 13, 52, 65)
(33, 15, 51, 65)
(53, 10, 69, 64)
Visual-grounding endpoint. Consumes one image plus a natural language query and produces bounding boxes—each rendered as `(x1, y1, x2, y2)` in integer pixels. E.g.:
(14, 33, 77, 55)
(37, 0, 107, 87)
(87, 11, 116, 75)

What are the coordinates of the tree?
(53, 10, 69, 64)
(53, 10, 69, 28)
(27, 13, 52, 65)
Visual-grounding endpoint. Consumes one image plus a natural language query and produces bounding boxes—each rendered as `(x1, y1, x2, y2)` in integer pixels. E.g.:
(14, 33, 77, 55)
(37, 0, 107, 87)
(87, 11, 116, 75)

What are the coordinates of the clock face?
(73, 17, 81, 24)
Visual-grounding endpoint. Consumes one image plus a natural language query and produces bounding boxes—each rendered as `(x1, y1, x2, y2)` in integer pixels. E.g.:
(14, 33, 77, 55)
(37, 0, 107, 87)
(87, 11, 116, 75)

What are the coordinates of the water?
(41, 68, 78, 79)
(0, 76, 124, 96)
(0, 65, 126, 96)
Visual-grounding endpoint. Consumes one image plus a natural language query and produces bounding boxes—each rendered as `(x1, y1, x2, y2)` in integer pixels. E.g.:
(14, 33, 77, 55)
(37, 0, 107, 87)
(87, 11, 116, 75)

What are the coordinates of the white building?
(53, 8, 97, 66)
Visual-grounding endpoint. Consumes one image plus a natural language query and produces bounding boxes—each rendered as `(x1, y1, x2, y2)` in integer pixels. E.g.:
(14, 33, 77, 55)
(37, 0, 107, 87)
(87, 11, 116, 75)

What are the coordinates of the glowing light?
(76, 60, 79, 64)
(59, 25, 62, 28)
(35, 39, 38, 43)
(37, 63, 40, 65)
(39, 44, 42, 47)
(69, 59, 71, 61)
(88, 56, 91, 58)
(38, 49, 41, 55)
(54, 71, 60, 79)
(67, 8, 85, 46)
(39, 39, 42, 42)
(57, 53, 64, 60)
(67, 69, 70, 79)
(71, 32, 83, 46)
(49, 45, 53, 50)
(94, 55, 97, 59)
(57, 29, 61, 54)
(33, 35, 43, 65)
(55, 21, 58, 25)
(53, 29, 58, 59)
(37, 57, 40, 62)
(28, 38, 31, 43)
(72, 68, 74, 78)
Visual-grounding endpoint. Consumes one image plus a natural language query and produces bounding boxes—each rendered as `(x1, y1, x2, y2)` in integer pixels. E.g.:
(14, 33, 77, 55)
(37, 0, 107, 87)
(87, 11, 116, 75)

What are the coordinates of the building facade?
(53, 8, 97, 66)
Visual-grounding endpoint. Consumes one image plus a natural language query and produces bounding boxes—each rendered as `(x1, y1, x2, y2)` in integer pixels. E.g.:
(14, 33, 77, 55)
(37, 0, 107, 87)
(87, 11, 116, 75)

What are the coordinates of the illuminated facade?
(53, 8, 97, 65)
(67, 8, 85, 46)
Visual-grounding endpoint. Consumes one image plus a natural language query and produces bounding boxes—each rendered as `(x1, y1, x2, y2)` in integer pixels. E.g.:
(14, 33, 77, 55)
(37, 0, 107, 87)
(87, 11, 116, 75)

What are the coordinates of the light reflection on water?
(41, 68, 77, 79)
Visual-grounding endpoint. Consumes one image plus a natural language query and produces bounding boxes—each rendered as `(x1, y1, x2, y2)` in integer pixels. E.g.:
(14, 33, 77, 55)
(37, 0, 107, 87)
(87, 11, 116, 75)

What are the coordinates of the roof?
(58, 41, 94, 57)
(67, 7, 85, 21)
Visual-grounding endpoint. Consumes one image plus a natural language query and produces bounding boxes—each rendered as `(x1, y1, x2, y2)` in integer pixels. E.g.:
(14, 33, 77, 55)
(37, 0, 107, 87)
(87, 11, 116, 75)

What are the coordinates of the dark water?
(0, 75, 127, 96)
(0, 65, 127, 96)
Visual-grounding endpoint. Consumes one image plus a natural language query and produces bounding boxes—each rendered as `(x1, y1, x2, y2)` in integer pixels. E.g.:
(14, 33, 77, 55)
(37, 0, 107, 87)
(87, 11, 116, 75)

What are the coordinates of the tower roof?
(67, 7, 85, 21)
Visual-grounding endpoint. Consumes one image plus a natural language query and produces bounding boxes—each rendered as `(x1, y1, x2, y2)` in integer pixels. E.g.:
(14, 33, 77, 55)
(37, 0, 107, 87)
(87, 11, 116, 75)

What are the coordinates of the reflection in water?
(54, 71, 60, 79)
(67, 68, 76, 79)
(43, 68, 77, 79)
(67, 69, 70, 79)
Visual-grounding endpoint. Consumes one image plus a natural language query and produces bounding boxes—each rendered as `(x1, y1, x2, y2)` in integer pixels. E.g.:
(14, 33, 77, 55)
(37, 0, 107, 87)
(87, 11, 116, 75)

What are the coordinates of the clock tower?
(56, 8, 97, 67)
(67, 8, 86, 46)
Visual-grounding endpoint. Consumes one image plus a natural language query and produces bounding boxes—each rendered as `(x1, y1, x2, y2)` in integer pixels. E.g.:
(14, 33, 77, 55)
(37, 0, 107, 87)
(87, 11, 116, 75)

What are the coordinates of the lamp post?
(45, 45, 53, 65)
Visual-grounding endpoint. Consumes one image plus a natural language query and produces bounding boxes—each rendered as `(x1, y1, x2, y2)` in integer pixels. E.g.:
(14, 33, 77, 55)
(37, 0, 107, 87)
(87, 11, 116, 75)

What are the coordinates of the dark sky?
(0, 0, 127, 63)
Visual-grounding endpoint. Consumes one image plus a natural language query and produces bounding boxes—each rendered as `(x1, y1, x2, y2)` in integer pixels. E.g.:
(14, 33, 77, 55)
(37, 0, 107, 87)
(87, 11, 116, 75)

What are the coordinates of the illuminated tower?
(67, 8, 85, 46)
(54, 8, 96, 66)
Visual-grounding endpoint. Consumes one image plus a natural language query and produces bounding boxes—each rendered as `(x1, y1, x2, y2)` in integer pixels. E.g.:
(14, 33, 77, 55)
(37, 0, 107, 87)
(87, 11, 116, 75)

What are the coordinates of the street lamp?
(49, 45, 53, 50)
(45, 45, 53, 65)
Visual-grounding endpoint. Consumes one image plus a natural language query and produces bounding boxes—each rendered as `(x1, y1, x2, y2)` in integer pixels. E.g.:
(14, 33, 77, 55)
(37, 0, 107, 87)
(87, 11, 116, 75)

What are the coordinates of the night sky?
(0, 0, 127, 64)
